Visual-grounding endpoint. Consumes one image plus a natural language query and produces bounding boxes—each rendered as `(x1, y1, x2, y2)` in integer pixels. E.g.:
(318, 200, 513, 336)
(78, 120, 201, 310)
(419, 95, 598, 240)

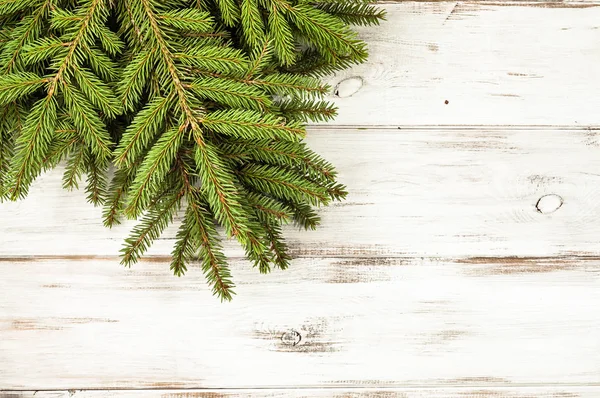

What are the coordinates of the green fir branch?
(0, 0, 383, 298)
(172, 189, 235, 301)
(202, 109, 305, 141)
(0, 72, 48, 105)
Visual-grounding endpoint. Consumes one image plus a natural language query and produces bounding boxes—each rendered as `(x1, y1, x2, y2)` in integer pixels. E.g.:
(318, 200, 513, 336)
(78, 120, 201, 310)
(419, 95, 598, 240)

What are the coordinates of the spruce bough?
(0, 0, 384, 300)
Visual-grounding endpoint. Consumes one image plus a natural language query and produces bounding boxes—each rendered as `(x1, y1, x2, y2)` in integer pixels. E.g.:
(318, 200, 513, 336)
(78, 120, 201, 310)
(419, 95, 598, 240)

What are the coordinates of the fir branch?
(268, 1, 295, 66)
(131, 0, 272, 273)
(202, 109, 305, 141)
(157, 9, 213, 33)
(0, 103, 20, 194)
(125, 125, 184, 218)
(189, 76, 272, 111)
(45, 0, 109, 99)
(84, 46, 119, 81)
(325, 180, 347, 201)
(250, 73, 330, 98)
(283, 199, 321, 230)
(284, 48, 359, 76)
(315, 2, 386, 27)
(21, 38, 67, 66)
(7, 96, 57, 199)
(0, 0, 382, 297)
(118, 0, 145, 46)
(62, 83, 112, 160)
(285, 3, 368, 62)
(192, 70, 330, 98)
(5, 0, 114, 199)
(0, 0, 44, 16)
(73, 67, 122, 118)
(121, 182, 184, 266)
(260, 219, 291, 270)
(176, 45, 249, 74)
(97, 25, 125, 56)
(277, 97, 338, 123)
(0, 72, 48, 105)
(131, 0, 202, 131)
(172, 189, 235, 301)
(103, 163, 139, 227)
(50, 8, 84, 30)
(83, 150, 108, 206)
(240, 0, 265, 48)
(193, 137, 249, 238)
(220, 138, 338, 182)
(114, 93, 172, 167)
(246, 191, 293, 223)
(238, 163, 330, 206)
(42, 132, 79, 170)
(244, 38, 273, 79)
(62, 141, 86, 190)
(118, 49, 157, 111)
(214, 0, 240, 26)
(0, 0, 51, 73)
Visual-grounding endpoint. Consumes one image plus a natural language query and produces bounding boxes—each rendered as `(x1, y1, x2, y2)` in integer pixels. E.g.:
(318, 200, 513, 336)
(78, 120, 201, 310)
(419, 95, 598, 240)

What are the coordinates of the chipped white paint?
(2, 2, 600, 396)
(324, 2, 600, 126)
(3, 128, 600, 258)
(1, 257, 599, 390)
(15, 387, 600, 397)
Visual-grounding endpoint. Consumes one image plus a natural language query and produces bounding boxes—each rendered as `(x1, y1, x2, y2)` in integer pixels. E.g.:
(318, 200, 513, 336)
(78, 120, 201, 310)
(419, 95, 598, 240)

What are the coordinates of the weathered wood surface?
(2, 1, 600, 397)
(10, 387, 600, 397)
(323, 2, 600, 126)
(1, 257, 599, 389)
(2, 128, 600, 257)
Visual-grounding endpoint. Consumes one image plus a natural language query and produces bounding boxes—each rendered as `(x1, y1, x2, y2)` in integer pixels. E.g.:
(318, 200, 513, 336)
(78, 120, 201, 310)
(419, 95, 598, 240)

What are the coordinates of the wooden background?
(2, 2, 600, 397)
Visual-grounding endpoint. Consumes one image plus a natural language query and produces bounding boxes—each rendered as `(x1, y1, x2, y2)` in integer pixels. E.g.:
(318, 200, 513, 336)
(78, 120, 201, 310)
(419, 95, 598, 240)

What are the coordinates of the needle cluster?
(0, 0, 384, 300)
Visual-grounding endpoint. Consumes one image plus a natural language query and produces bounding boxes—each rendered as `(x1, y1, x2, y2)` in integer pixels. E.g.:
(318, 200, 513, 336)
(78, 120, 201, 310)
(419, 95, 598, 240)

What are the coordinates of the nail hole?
(333, 76, 363, 98)
(281, 330, 301, 346)
(444, 100, 449, 105)
(536, 194, 563, 214)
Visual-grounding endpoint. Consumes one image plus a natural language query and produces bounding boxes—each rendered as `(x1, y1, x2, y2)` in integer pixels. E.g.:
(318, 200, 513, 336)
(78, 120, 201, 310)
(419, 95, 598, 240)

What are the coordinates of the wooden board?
(11, 386, 600, 397)
(1, 257, 599, 389)
(2, 1, 600, 396)
(322, 2, 600, 126)
(3, 128, 600, 258)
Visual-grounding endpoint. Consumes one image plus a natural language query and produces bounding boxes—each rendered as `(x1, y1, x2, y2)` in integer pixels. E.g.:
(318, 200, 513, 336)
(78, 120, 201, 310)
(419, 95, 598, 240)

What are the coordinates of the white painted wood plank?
(1, 257, 599, 389)
(322, 2, 600, 126)
(8, 386, 600, 397)
(3, 128, 600, 257)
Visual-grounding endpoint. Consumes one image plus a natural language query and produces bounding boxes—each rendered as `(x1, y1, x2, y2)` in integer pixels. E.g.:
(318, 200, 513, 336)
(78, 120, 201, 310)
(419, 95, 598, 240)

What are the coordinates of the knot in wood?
(281, 329, 302, 346)
(536, 194, 563, 214)
(334, 76, 363, 98)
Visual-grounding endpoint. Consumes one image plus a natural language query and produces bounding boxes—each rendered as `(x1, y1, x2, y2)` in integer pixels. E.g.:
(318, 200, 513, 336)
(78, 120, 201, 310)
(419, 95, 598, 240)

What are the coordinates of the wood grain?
(1, 257, 599, 389)
(2, 1, 600, 395)
(7, 386, 600, 397)
(321, 2, 600, 126)
(3, 128, 600, 258)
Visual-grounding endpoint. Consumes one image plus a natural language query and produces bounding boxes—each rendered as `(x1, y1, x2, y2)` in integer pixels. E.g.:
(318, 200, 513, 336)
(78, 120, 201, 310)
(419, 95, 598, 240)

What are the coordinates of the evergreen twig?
(0, 0, 385, 300)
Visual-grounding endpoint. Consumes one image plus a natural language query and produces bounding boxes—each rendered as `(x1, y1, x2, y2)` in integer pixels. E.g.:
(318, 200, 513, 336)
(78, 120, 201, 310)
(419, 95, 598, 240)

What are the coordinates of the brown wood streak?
(2, 255, 598, 280)
(456, 256, 600, 275)
(161, 393, 229, 398)
(473, 1, 599, 7)
(444, 377, 510, 384)
(0, 389, 592, 397)
(332, 393, 404, 398)
(7, 317, 119, 331)
(326, 258, 406, 284)
(0, 255, 173, 262)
